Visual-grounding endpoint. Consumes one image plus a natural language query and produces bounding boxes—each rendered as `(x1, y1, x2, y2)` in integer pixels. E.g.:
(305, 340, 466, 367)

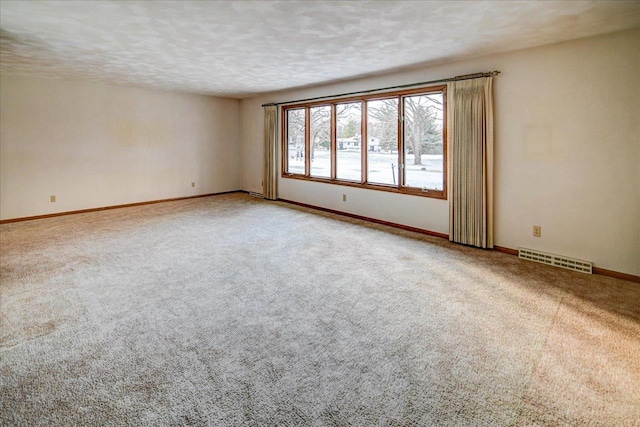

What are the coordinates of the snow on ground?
(288, 150, 443, 190)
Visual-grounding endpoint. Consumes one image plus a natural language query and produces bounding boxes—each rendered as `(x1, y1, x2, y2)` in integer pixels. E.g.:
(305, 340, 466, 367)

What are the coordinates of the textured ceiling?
(1, 1, 639, 98)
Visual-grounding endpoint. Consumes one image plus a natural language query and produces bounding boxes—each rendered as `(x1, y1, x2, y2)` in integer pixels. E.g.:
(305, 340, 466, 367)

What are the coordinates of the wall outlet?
(342, 194, 347, 202)
(50, 195, 56, 203)
(533, 225, 542, 237)
(191, 182, 195, 187)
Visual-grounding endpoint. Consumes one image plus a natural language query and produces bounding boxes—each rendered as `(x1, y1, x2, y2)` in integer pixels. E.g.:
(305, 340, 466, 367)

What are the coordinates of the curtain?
(263, 105, 278, 200)
(448, 77, 494, 248)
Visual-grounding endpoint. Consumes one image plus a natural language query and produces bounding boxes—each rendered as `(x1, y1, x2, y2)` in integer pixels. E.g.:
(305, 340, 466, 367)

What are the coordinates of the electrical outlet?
(533, 225, 541, 237)
(50, 195, 56, 203)
(342, 194, 347, 202)
(191, 182, 195, 187)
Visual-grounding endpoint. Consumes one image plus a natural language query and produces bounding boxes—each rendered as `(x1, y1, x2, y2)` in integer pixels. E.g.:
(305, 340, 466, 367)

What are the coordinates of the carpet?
(1, 193, 639, 426)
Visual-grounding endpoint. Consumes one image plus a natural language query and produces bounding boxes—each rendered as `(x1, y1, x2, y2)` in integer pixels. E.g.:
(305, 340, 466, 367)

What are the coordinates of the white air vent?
(248, 192, 264, 198)
(518, 248, 592, 274)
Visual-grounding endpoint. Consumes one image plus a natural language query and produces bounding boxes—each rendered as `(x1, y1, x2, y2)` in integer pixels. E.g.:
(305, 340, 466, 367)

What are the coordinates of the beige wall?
(0, 76, 242, 220)
(241, 30, 640, 276)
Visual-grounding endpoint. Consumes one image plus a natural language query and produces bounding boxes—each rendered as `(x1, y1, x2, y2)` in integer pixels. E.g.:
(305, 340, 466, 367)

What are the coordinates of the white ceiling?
(1, 1, 639, 98)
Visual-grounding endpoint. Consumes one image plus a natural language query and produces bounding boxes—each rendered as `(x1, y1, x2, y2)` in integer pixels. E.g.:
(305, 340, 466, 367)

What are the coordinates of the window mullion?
(305, 106, 311, 176)
(282, 108, 288, 174)
(361, 101, 367, 184)
(331, 104, 337, 180)
(398, 96, 404, 189)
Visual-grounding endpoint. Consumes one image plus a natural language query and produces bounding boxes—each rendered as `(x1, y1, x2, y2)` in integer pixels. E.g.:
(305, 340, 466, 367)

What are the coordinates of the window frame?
(281, 85, 447, 200)
(283, 108, 307, 176)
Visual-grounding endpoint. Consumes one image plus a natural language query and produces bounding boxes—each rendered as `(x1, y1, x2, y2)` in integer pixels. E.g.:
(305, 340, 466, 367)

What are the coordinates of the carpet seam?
(510, 296, 565, 426)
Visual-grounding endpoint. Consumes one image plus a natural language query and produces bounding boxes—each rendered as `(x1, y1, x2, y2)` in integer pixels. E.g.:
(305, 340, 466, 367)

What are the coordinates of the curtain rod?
(262, 70, 500, 107)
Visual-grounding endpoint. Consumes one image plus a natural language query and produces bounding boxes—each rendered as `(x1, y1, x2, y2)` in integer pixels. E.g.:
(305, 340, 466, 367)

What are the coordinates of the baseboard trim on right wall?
(494, 246, 639, 283)
(493, 245, 519, 256)
(590, 267, 640, 283)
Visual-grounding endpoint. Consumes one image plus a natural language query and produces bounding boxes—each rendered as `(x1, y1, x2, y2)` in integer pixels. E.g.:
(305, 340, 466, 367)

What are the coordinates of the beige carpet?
(1, 193, 638, 426)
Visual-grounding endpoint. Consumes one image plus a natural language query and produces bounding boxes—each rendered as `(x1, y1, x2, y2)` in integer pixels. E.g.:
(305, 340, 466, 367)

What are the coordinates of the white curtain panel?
(263, 105, 278, 200)
(448, 77, 494, 248)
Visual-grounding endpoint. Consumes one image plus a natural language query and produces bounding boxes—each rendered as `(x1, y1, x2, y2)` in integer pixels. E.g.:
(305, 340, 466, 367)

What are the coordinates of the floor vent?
(518, 248, 592, 274)
(248, 192, 264, 198)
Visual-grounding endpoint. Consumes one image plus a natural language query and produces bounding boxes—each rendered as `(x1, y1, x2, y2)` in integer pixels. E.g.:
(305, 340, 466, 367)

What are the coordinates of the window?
(309, 106, 331, 178)
(402, 93, 445, 191)
(367, 98, 399, 186)
(285, 108, 305, 175)
(282, 86, 446, 199)
(336, 102, 362, 182)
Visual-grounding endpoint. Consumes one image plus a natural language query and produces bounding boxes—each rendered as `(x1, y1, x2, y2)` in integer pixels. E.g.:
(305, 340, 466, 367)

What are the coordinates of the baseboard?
(591, 267, 640, 283)
(277, 198, 450, 240)
(495, 245, 639, 283)
(0, 190, 242, 224)
(494, 245, 519, 256)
